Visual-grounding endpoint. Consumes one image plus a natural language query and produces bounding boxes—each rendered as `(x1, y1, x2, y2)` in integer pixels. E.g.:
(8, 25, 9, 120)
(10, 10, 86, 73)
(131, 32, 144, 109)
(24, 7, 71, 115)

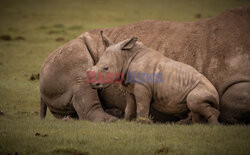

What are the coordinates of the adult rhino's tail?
(40, 97, 47, 119)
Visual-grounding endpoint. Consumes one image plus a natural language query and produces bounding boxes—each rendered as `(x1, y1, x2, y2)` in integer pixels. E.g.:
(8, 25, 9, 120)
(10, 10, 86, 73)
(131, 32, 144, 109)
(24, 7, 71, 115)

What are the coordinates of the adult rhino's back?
(83, 7, 250, 90)
(79, 6, 250, 123)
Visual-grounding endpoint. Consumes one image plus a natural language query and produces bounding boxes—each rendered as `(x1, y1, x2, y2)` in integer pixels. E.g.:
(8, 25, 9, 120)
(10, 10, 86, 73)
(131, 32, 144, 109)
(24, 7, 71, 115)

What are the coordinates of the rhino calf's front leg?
(124, 93, 136, 121)
(134, 84, 153, 124)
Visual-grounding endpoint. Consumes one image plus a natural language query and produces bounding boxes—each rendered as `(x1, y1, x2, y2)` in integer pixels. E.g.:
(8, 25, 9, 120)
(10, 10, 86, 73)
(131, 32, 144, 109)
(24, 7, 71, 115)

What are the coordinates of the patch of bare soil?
(35, 132, 48, 137)
(29, 73, 39, 81)
(52, 147, 89, 155)
(156, 146, 169, 154)
(0, 35, 12, 41)
(14, 36, 25, 41)
(194, 13, 202, 18)
(55, 37, 65, 42)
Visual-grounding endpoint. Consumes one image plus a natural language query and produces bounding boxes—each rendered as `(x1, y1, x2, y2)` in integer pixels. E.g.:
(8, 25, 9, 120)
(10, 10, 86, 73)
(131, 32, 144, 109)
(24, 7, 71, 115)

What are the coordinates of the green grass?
(1, 116, 250, 154)
(0, 0, 250, 154)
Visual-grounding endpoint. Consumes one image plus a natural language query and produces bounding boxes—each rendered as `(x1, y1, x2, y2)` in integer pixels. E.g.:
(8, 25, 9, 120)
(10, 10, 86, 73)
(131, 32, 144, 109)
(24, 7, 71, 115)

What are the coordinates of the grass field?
(0, 0, 250, 154)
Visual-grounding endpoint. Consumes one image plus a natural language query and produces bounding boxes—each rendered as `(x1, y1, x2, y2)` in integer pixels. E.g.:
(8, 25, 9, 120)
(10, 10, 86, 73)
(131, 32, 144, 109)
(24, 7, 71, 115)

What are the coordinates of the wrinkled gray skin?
(39, 40, 117, 122)
(39, 7, 250, 123)
(89, 34, 220, 124)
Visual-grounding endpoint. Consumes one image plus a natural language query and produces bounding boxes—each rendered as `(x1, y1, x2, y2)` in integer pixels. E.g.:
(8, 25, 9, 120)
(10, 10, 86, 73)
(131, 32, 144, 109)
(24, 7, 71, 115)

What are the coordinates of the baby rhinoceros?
(89, 31, 220, 125)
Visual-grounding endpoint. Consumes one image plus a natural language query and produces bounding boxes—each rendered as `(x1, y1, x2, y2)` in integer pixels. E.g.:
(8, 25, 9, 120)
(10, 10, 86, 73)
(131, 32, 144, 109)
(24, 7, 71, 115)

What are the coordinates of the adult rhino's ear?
(121, 37, 138, 50)
(100, 31, 113, 48)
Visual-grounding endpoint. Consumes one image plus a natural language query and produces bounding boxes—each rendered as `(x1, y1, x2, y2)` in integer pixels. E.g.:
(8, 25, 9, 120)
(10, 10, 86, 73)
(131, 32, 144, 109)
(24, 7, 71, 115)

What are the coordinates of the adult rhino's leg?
(220, 82, 250, 124)
(40, 97, 47, 119)
(75, 34, 118, 122)
(40, 91, 78, 119)
(72, 83, 118, 122)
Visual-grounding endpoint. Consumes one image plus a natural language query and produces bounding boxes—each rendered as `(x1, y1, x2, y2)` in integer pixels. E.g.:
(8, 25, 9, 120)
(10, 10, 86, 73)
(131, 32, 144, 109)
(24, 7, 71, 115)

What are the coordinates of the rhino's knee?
(186, 91, 203, 112)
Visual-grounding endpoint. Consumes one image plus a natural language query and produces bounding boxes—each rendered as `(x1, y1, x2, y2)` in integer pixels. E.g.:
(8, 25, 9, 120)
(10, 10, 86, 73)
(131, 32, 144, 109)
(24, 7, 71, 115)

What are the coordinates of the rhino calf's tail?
(40, 97, 47, 119)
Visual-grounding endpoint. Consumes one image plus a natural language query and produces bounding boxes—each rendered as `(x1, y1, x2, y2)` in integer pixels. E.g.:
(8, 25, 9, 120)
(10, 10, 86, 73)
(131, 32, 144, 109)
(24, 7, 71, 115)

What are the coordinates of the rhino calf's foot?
(177, 114, 192, 125)
(206, 109, 220, 125)
(136, 117, 153, 124)
(177, 112, 207, 125)
(62, 116, 77, 121)
(187, 102, 220, 125)
(176, 118, 192, 125)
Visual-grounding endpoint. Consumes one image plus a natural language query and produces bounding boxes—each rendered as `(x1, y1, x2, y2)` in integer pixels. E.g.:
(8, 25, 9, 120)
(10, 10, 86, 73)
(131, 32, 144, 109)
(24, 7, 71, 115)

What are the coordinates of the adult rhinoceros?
(39, 7, 250, 123)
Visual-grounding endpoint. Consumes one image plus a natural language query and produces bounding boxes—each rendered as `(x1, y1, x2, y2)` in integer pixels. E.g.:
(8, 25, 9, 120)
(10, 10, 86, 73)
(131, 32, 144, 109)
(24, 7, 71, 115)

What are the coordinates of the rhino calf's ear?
(100, 31, 113, 48)
(121, 37, 138, 50)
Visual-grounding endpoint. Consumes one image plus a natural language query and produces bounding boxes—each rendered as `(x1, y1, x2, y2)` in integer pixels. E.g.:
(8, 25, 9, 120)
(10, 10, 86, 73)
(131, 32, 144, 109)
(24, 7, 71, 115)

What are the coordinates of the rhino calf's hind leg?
(187, 102, 219, 124)
(186, 84, 220, 125)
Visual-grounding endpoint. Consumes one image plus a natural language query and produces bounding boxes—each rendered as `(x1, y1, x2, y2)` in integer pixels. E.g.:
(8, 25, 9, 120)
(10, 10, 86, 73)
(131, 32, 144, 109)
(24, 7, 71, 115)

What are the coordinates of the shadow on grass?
(52, 147, 89, 155)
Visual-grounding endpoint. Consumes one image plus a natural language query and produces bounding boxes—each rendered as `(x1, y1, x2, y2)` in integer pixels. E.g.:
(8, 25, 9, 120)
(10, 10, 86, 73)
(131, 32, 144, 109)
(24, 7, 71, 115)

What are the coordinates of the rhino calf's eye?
(103, 67, 109, 71)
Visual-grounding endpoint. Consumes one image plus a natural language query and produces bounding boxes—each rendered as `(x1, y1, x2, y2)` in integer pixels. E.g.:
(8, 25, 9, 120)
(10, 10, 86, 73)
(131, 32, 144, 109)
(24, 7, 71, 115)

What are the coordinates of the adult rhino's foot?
(104, 116, 119, 122)
(136, 117, 153, 124)
(102, 112, 119, 122)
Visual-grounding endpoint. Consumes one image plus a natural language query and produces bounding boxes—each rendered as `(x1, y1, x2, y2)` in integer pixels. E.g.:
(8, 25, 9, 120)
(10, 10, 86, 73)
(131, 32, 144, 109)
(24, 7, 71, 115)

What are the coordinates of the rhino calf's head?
(88, 31, 138, 89)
